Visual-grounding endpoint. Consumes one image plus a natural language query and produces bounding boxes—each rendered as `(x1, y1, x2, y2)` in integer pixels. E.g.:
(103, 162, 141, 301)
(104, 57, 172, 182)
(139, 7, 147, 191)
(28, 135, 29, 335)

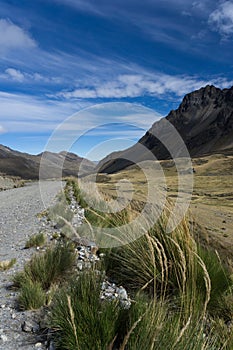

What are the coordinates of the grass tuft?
(18, 280, 46, 310)
(50, 271, 121, 350)
(25, 232, 46, 248)
(13, 242, 76, 310)
(0, 258, 16, 271)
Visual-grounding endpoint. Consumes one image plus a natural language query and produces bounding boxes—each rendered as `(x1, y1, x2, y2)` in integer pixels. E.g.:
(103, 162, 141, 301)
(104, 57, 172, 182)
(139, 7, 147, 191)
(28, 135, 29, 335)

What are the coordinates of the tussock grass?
(0, 258, 16, 271)
(48, 199, 74, 229)
(50, 271, 121, 350)
(123, 294, 217, 350)
(13, 242, 76, 310)
(16, 178, 233, 348)
(57, 178, 233, 349)
(25, 232, 46, 248)
(18, 280, 46, 310)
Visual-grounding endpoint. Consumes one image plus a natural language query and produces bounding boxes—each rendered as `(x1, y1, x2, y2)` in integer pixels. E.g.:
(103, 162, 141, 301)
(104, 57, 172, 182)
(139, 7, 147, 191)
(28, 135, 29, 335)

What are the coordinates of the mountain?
(98, 85, 233, 173)
(0, 145, 95, 179)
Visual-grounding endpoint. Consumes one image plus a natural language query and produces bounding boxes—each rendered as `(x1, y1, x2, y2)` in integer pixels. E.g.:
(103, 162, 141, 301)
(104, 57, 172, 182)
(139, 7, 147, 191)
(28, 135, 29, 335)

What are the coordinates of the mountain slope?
(0, 145, 94, 179)
(99, 85, 233, 173)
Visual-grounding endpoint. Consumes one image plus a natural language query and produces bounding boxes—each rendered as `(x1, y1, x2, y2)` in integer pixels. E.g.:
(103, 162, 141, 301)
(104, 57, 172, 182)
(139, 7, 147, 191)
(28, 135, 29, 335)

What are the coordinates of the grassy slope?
(0, 174, 25, 190)
(95, 154, 233, 265)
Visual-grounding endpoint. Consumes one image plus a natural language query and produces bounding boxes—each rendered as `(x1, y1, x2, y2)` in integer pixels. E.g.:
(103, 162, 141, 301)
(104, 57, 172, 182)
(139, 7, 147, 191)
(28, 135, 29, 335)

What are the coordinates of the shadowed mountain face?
(98, 85, 233, 173)
(0, 145, 95, 179)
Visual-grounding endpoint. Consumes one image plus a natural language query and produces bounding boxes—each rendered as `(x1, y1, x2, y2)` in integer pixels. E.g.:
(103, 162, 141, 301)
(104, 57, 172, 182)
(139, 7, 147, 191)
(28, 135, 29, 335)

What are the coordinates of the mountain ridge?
(98, 85, 233, 173)
(0, 145, 94, 179)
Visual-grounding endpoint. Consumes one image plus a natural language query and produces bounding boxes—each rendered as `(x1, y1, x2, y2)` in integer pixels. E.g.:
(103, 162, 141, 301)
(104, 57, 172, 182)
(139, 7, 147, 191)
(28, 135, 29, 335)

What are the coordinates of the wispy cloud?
(5, 68, 25, 82)
(0, 91, 89, 133)
(2, 67, 61, 84)
(208, 1, 233, 37)
(41, 102, 162, 154)
(0, 18, 37, 53)
(52, 0, 210, 49)
(56, 73, 233, 100)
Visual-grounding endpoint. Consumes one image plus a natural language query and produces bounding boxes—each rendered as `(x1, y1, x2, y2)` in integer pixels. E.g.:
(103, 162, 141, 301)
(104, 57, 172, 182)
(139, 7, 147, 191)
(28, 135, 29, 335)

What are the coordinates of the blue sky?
(0, 0, 233, 159)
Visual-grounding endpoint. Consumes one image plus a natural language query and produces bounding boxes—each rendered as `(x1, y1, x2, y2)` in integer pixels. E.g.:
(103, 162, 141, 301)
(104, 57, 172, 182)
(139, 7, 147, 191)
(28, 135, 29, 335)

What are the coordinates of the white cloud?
(208, 1, 233, 36)
(1, 67, 62, 84)
(0, 18, 37, 52)
(57, 73, 233, 100)
(5, 68, 25, 82)
(0, 91, 90, 133)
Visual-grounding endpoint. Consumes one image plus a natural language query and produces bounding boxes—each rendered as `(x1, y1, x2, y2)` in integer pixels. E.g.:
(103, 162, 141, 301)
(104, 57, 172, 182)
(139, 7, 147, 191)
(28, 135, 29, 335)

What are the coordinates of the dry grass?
(63, 177, 233, 349)
(95, 154, 233, 261)
(0, 258, 16, 271)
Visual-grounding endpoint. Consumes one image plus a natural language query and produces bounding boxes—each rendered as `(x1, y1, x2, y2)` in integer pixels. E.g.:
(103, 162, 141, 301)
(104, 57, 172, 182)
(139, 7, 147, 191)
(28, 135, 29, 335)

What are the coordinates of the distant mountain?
(98, 85, 233, 173)
(0, 145, 95, 179)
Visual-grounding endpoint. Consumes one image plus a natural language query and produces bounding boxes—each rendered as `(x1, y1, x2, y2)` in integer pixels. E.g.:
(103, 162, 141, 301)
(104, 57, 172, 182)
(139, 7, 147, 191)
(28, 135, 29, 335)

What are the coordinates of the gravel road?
(0, 181, 63, 350)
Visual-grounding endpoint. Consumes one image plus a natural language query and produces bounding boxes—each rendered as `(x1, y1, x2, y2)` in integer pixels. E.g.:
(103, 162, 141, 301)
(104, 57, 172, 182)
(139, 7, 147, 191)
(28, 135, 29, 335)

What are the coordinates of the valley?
(95, 153, 233, 264)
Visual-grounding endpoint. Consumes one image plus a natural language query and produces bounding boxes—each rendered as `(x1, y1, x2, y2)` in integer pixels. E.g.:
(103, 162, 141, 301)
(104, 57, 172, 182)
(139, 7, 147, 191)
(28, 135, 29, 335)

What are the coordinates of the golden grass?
(0, 258, 16, 271)
(94, 154, 233, 262)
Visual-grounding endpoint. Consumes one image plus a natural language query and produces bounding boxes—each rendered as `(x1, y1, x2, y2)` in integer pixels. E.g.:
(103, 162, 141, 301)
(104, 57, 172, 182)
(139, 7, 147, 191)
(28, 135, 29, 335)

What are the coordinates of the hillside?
(99, 85, 233, 173)
(0, 145, 94, 179)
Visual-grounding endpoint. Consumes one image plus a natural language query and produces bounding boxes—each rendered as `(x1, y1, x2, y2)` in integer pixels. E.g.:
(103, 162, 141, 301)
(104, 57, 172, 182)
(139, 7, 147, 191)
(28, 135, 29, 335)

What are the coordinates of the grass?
(51, 178, 232, 349)
(13, 242, 76, 310)
(0, 258, 16, 271)
(14, 177, 233, 348)
(123, 295, 217, 350)
(24, 232, 46, 248)
(50, 271, 121, 350)
(18, 280, 46, 310)
(48, 198, 74, 229)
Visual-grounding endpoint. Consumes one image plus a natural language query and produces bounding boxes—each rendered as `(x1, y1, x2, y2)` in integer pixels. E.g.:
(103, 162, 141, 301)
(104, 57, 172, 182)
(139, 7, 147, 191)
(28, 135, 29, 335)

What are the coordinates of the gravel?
(0, 181, 63, 350)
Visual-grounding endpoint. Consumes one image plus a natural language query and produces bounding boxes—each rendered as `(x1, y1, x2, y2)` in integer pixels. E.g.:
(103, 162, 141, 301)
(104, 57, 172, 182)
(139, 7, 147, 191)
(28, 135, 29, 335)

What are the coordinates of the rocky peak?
(176, 85, 220, 114)
(98, 85, 233, 173)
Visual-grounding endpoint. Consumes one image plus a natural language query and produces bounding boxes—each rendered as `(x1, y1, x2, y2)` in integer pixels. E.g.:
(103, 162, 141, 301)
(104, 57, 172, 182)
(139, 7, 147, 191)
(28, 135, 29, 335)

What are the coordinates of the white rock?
(117, 286, 128, 300)
(77, 262, 83, 271)
(0, 334, 8, 342)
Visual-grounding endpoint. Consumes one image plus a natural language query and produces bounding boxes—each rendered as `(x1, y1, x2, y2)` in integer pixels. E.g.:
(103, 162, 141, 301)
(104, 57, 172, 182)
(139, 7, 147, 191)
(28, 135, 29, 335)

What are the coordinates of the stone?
(77, 262, 83, 271)
(117, 286, 128, 300)
(21, 320, 40, 333)
(0, 334, 8, 342)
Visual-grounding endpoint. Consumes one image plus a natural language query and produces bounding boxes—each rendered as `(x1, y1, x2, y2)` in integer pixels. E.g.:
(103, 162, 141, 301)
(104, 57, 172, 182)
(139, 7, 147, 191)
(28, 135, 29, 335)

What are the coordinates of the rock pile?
(101, 280, 131, 309)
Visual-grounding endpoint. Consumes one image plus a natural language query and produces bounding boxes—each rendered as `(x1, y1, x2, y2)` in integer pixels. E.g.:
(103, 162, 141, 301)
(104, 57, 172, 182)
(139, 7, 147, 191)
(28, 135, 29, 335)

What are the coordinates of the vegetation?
(18, 280, 46, 310)
(50, 271, 121, 350)
(25, 232, 46, 248)
(13, 242, 76, 310)
(13, 177, 233, 348)
(0, 258, 16, 271)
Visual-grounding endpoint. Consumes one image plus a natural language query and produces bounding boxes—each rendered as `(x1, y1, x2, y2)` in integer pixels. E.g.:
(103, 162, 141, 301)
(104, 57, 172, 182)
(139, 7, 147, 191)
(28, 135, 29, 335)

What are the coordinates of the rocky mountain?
(98, 85, 233, 173)
(0, 145, 95, 179)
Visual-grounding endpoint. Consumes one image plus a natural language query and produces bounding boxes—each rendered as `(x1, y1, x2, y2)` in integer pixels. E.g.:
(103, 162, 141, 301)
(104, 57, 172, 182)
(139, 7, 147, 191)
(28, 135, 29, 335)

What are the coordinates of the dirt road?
(0, 181, 62, 350)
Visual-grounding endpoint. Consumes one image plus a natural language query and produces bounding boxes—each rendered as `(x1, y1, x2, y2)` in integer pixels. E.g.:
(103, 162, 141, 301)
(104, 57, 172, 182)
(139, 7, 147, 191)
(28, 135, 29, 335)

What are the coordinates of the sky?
(0, 0, 233, 159)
